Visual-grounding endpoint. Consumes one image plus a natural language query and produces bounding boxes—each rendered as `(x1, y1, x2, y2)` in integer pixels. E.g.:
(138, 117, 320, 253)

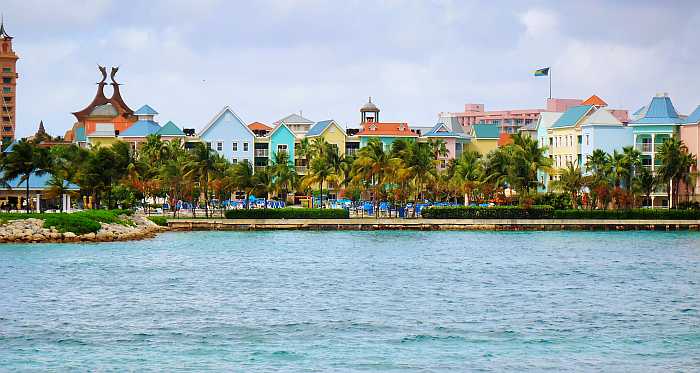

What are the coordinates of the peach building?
(681, 105, 700, 200)
(439, 98, 582, 134)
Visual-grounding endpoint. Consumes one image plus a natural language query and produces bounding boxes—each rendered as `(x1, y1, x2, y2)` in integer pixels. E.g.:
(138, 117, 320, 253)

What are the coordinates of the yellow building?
(467, 124, 499, 155)
(306, 120, 346, 155)
(547, 105, 595, 172)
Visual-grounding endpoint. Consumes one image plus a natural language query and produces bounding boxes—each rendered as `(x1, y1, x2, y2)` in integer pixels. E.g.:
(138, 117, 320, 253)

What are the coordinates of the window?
(216, 141, 223, 151)
(277, 144, 288, 153)
(2, 87, 11, 94)
(232, 158, 238, 164)
(3, 126, 12, 132)
(232, 142, 238, 151)
(2, 77, 11, 84)
(2, 67, 11, 73)
(549, 137, 553, 146)
(243, 142, 248, 151)
(206, 142, 211, 149)
(585, 135, 589, 145)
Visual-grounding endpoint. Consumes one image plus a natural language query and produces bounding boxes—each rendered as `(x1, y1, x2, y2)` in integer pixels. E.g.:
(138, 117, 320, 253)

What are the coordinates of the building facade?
(680, 105, 700, 201)
(0, 20, 18, 143)
(580, 110, 634, 174)
(199, 106, 255, 164)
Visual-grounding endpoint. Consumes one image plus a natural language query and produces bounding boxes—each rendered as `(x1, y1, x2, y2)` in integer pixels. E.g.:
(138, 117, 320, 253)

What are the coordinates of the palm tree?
(302, 154, 335, 208)
(352, 138, 400, 209)
(269, 151, 297, 201)
(551, 164, 587, 208)
(1, 140, 50, 213)
(634, 166, 656, 207)
(46, 145, 87, 212)
(511, 134, 553, 193)
(452, 150, 483, 205)
(622, 146, 642, 191)
(186, 142, 219, 217)
(656, 138, 695, 208)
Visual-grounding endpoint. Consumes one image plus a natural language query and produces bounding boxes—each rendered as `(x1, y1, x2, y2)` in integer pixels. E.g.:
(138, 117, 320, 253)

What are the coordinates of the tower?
(0, 17, 18, 143)
(360, 96, 380, 124)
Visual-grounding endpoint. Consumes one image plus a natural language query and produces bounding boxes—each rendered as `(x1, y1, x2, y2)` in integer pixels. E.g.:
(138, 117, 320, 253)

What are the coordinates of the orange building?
(66, 66, 136, 146)
(0, 19, 19, 143)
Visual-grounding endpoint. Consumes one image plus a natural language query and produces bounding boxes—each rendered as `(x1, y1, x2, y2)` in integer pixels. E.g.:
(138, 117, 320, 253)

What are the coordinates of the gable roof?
(552, 105, 595, 128)
(248, 121, 272, 131)
(684, 105, 700, 124)
(424, 122, 467, 138)
(307, 120, 344, 137)
(631, 95, 684, 125)
(581, 95, 607, 107)
(581, 109, 623, 126)
(119, 120, 161, 137)
(356, 122, 419, 137)
(134, 104, 158, 116)
(156, 121, 185, 136)
(268, 122, 294, 138)
(199, 106, 254, 138)
(276, 113, 314, 125)
(471, 124, 500, 139)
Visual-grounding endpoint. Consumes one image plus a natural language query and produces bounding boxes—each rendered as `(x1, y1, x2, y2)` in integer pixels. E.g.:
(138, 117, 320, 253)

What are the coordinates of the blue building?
(269, 122, 296, 166)
(580, 109, 634, 174)
(199, 106, 255, 164)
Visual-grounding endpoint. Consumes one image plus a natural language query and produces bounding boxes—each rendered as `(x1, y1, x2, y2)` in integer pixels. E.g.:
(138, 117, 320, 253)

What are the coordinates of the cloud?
(519, 8, 559, 39)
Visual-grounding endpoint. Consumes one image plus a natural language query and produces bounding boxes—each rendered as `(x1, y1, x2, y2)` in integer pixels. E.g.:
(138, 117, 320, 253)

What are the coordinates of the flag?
(534, 67, 550, 76)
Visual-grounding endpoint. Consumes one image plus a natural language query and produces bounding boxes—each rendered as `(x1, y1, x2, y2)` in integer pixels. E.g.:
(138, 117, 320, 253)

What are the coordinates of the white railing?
(636, 143, 653, 152)
(254, 149, 269, 157)
(295, 166, 307, 173)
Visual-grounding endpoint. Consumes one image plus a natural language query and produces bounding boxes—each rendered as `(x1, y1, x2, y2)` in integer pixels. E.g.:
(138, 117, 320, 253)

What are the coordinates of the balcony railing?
(254, 149, 269, 157)
(636, 143, 653, 152)
(345, 148, 358, 156)
(295, 166, 307, 173)
(254, 166, 267, 172)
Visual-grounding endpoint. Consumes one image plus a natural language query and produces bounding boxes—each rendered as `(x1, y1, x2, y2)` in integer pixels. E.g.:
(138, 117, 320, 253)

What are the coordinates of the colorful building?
(199, 106, 255, 164)
(355, 98, 418, 149)
(439, 98, 582, 134)
(119, 105, 161, 148)
(268, 122, 296, 166)
(580, 109, 634, 174)
(423, 120, 470, 168)
(680, 105, 700, 201)
(306, 120, 347, 156)
(467, 124, 500, 155)
(0, 19, 18, 143)
(548, 105, 596, 170)
(534, 112, 564, 191)
(630, 93, 685, 207)
(156, 121, 186, 141)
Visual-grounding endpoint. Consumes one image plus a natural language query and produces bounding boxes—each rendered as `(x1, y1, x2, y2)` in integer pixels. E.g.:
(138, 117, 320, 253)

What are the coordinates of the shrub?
(421, 205, 555, 219)
(553, 209, 700, 220)
(148, 216, 168, 226)
(224, 208, 349, 219)
(533, 193, 573, 210)
(43, 214, 101, 235)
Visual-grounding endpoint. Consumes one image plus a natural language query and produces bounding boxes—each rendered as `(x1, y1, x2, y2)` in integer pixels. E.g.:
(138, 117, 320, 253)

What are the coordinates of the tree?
(1, 140, 50, 213)
(452, 150, 483, 205)
(185, 142, 219, 217)
(46, 145, 87, 212)
(634, 167, 656, 207)
(511, 134, 553, 193)
(351, 138, 401, 209)
(551, 163, 587, 209)
(656, 138, 696, 208)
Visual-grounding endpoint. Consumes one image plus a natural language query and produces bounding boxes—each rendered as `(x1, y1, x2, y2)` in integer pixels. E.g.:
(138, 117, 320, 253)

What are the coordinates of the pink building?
(681, 105, 700, 201)
(439, 98, 582, 134)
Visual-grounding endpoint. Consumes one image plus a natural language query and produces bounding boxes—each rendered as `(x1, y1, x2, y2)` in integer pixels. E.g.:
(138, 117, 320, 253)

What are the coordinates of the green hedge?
(553, 209, 700, 220)
(224, 208, 349, 219)
(422, 206, 555, 219)
(147, 216, 168, 226)
(43, 214, 102, 235)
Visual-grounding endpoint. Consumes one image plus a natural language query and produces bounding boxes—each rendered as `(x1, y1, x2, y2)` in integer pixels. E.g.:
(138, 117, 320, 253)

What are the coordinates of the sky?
(3, 0, 700, 138)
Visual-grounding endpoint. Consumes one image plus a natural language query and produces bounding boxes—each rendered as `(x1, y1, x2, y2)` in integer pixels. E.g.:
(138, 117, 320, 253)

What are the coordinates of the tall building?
(0, 19, 18, 143)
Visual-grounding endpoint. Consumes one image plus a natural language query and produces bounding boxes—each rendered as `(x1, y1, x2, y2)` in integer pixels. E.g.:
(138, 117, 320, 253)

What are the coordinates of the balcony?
(345, 148, 358, 157)
(254, 166, 267, 173)
(636, 143, 653, 153)
(254, 149, 269, 157)
(295, 166, 307, 174)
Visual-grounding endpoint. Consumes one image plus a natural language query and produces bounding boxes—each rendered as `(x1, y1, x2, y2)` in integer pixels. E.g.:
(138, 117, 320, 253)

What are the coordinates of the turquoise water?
(1, 231, 699, 371)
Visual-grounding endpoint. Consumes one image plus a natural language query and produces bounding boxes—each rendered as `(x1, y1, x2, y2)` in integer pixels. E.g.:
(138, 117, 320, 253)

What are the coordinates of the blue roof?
(552, 105, 594, 128)
(632, 96, 684, 124)
(685, 105, 700, 124)
(1, 172, 79, 191)
(134, 104, 158, 116)
(156, 121, 185, 136)
(75, 127, 86, 142)
(307, 120, 334, 136)
(119, 120, 161, 137)
(471, 124, 500, 139)
(425, 123, 461, 137)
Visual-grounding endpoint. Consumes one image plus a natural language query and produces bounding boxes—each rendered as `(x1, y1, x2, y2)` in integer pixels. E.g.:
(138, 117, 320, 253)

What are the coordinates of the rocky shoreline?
(0, 214, 167, 243)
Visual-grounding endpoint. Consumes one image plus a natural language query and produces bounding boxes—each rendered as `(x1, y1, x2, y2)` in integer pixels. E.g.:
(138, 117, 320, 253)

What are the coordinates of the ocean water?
(0, 231, 699, 371)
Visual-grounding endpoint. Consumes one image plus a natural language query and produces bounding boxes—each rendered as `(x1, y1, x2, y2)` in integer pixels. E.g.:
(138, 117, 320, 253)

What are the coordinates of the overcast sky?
(3, 0, 700, 137)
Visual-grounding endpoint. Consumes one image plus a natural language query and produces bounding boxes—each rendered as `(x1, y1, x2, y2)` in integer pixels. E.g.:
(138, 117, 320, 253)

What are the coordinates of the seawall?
(167, 218, 700, 231)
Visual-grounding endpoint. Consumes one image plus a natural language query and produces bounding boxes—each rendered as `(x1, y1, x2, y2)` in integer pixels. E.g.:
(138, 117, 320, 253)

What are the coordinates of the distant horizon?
(3, 0, 699, 138)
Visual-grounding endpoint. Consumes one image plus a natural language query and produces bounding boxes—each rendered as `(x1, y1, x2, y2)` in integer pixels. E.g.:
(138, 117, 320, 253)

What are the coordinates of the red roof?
(356, 122, 419, 137)
(582, 95, 607, 107)
(248, 122, 272, 131)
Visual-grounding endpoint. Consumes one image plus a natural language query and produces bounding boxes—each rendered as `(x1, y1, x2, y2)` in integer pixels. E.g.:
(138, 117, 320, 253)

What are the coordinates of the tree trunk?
(25, 173, 30, 214)
(319, 180, 323, 209)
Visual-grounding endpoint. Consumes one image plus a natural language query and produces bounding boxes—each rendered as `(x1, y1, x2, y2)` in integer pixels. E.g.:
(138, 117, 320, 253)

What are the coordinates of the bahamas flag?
(534, 67, 550, 76)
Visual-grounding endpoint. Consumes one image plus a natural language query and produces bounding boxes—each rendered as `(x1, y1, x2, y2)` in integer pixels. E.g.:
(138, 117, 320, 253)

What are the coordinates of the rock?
(63, 232, 76, 239)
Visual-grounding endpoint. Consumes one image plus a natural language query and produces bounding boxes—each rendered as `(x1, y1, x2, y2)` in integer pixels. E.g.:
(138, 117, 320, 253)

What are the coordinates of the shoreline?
(168, 218, 700, 231)
(0, 214, 166, 244)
